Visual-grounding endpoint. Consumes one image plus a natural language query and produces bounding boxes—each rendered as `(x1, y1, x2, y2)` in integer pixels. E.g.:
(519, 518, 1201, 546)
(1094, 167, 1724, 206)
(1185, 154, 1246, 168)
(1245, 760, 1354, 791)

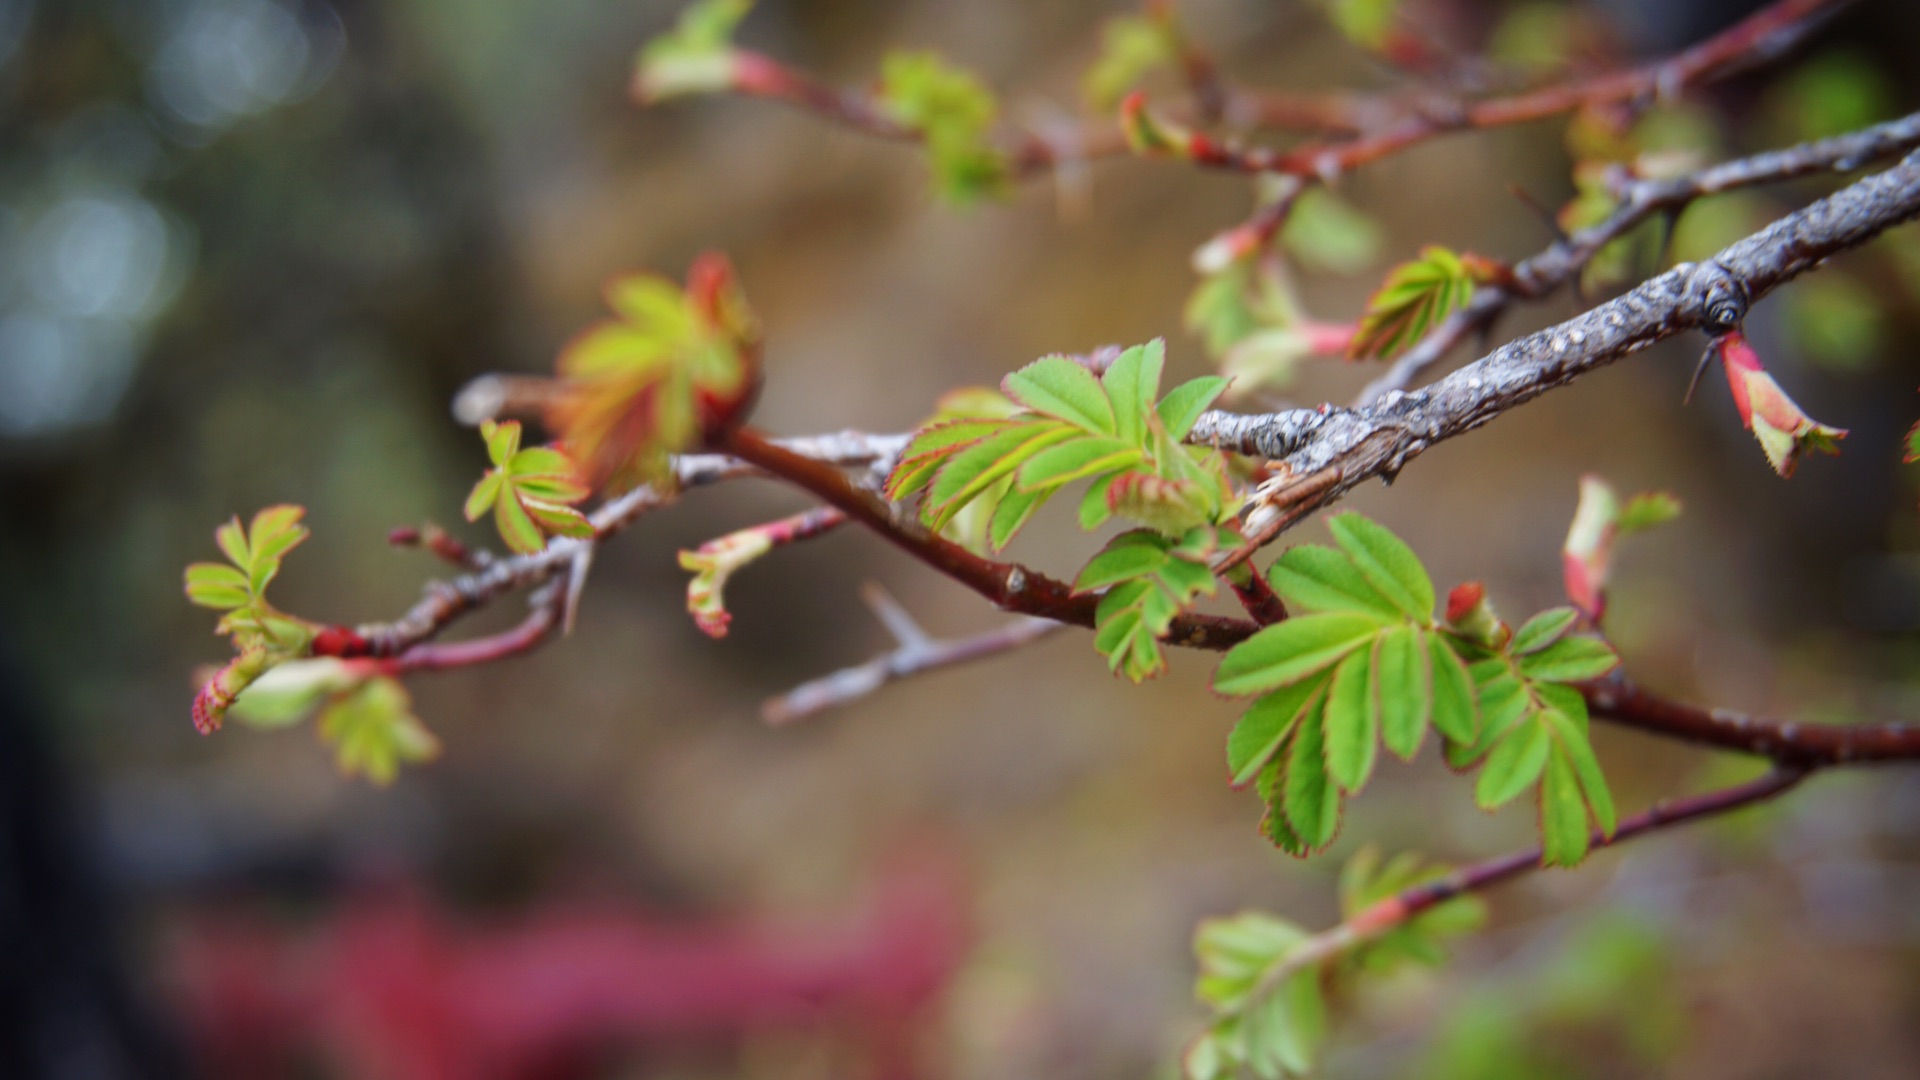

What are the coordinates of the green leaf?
(1327, 513, 1434, 620)
(1084, 528, 1222, 683)
(1347, 245, 1483, 360)
(1282, 188, 1384, 276)
(635, 0, 752, 101)
(1002, 355, 1116, 434)
(185, 564, 252, 611)
(1244, 970, 1326, 1078)
(1325, 0, 1400, 49)
(1018, 437, 1142, 491)
(1281, 701, 1342, 852)
(1510, 607, 1579, 656)
(1102, 340, 1165, 446)
(1078, 474, 1118, 530)
(228, 658, 360, 728)
(1427, 633, 1479, 744)
(1229, 678, 1327, 787)
(1475, 721, 1551, 809)
(1075, 529, 1171, 592)
(552, 256, 758, 488)
(317, 677, 440, 786)
(1323, 648, 1377, 792)
(987, 483, 1048, 550)
(878, 49, 1008, 205)
(1194, 912, 1308, 1011)
(1081, 11, 1178, 110)
(1617, 492, 1682, 533)
(1373, 625, 1431, 760)
(1539, 749, 1592, 866)
(1267, 545, 1400, 619)
(1157, 376, 1230, 440)
(492, 487, 547, 555)
(1214, 613, 1384, 697)
(1544, 707, 1616, 838)
(926, 422, 1076, 531)
(1516, 635, 1618, 683)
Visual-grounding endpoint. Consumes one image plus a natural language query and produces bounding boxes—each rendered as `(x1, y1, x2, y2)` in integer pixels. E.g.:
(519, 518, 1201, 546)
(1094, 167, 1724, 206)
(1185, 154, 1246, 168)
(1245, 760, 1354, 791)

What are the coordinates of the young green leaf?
(1281, 701, 1343, 852)
(317, 677, 440, 787)
(1228, 678, 1327, 787)
(1102, 340, 1164, 446)
(1427, 633, 1479, 745)
(1081, 11, 1178, 110)
(1080, 528, 1223, 682)
(1538, 750, 1591, 867)
(1510, 607, 1579, 655)
(1328, 512, 1434, 619)
(1323, 648, 1378, 792)
(1347, 246, 1495, 360)
(878, 50, 1009, 205)
(1373, 625, 1431, 759)
(1214, 612, 1385, 697)
(1474, 721, 1552, 809)
(464, 420, 594, 555)
(1002, 355, 1116, 434)
(1515, 635, 1618, 682)
(1267, 545, 1400, 620)
(550, 254, 760, 489)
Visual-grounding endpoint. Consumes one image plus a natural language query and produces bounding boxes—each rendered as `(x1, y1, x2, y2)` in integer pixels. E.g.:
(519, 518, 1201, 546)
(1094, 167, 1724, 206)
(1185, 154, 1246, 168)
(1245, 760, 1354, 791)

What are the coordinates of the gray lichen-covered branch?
(1189, 144, 1920, 516)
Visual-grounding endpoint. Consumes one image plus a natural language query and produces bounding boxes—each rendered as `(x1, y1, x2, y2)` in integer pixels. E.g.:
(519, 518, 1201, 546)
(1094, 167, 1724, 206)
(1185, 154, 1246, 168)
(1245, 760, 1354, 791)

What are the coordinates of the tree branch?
(1358, 109, 1920, 402)
(764, 584, 1062, 725)
(713, 426, 1256, 650)
(1582, 674, 1920, 765)
(1188, 146, 1920, 508)
(1225, 764, 1808, 1032)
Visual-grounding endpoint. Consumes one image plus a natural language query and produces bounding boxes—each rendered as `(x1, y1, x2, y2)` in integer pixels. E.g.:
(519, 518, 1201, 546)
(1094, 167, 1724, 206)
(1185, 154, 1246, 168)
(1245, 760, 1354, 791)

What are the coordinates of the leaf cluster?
(878, 50, 1008, 205)
(1184, 845, 1484, 1080)
(549, 254, 759, 490)
(887, 340, 1233, 548)
(1074, 525, 1238, 683)
(184, 506, 318, 733)
(230, 660, 441, 786)
(464, 420, 593, 555)
(1214, 514, 1619, 865)
(1347, 246, 1502, 360)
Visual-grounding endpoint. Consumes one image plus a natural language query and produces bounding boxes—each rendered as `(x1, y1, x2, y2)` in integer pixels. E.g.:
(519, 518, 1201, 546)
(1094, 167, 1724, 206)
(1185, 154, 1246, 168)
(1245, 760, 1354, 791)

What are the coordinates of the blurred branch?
(1238, 765, 1810, 1011)
(765, 584, 1061, 725)
(1583, 674, 1920, 765)
(1191, 0, 1851, 178)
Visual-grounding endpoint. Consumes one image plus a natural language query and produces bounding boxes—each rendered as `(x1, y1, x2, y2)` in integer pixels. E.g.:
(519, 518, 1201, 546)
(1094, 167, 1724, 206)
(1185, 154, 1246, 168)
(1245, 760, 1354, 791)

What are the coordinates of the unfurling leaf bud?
(1716, 330, 1847, 477)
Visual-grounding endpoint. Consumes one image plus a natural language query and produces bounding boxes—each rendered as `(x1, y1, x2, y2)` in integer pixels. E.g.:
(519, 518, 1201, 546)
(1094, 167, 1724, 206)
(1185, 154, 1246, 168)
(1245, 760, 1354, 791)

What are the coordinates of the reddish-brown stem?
(1225, 564, 1287, 625)
(378, 598, 562, 676)
(1388, 765, 1808, 921)
(730, 50, 1131, 177)
(1582, 674, 1920, 765)
(714, 426, 1254, 649)
(1192, 0, 1850, 177)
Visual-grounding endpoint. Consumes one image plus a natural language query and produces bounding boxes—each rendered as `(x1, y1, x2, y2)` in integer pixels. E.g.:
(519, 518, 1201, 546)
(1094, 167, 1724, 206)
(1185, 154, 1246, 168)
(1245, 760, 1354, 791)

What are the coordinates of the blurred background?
(3, 0, 1920, 1076)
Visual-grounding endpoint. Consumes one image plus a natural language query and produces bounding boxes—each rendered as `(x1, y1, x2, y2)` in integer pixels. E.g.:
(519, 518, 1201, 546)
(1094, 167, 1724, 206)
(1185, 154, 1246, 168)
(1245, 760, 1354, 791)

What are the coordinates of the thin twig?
(1235, 765, 1809, 1014)
(766, 586, 1061, 724)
